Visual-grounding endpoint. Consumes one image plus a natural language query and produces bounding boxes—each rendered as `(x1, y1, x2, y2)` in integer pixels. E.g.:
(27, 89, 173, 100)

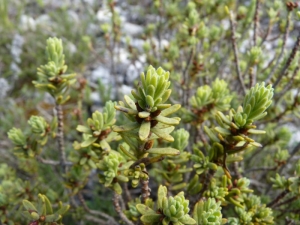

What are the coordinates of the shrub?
(1, 0, 300, 224)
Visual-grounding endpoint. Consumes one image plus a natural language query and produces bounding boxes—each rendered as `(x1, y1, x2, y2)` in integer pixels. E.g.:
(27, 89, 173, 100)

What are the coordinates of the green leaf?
(180, 215, 196, 224)
(151, 126, 175, 142)
(160, 104, 181, 116)
(136, 204, 156, 215)
(81, 137, 97, 148)
(155, 115, 180, 125)
(139, 121, 151, 141)
(141, 214, 162, 223)
(139, 111, 151, 118)
(76, 125, 90, 133)
(22, 200, 37, 211)
(124, 95, 137, 110)
(45, 214, 61, 222)
(115, 105, 138, 114)
(113, 183, 123, 195)
(147, 147, 180, 155)
(113, 123, 139, 132)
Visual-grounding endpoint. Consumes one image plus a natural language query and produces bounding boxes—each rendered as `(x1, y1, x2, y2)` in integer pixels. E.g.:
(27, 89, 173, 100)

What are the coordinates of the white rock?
(35, 14, 52, 26)
(120, 84, 133, 96)
(0, 78, 10, 99)
(96, 8, 112, 22)
(122, 22, 144, 37)
(126, 61, 143, 84)
(11, 34, 24, 64)
(90, 91, 101, 104)
(91, 66, 112, 85)
(20, 15, 36, 31)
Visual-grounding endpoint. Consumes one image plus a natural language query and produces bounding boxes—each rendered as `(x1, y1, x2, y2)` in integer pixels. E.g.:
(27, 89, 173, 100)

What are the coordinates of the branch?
(265, 12, 291, 84)
(113, 192, 135, 225)
(244, 166, 277, 174)
(274, 195, 299, 208)
(55, 103, 67, 173)
(36, 156, 73, 166)
(253, 0, 260, 47)
(273, 31, 300, 88)
(267, 189, 289, 208)
(140, 177, 151, 203)
(78, 192, 118, 225)
(229, 11, 246, 95)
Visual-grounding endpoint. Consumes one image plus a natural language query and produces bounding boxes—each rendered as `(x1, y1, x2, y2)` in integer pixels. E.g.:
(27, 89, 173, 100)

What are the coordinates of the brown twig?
(229, 11, 246, 95)
(113, 192, 135, 225)
(278, 66, 300, 98)
(253, 0, 260, 47)
(198, 168, 216, 201)
(265, 12, 291, 84)
(244, 166, 277, 174)
(274, 195, 299, 208)
(182, 47, 195, 107)
(140, 177, 151, 203)
(78, 192, 118, 225)
(267, 189, 289, 208)
(36, 156, 72, 166)
(55, 103, 67, 173)
(273, 30, 300, 88)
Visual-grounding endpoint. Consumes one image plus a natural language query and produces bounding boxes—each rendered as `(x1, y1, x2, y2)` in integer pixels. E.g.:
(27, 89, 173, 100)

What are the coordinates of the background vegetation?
(1, 0, 300, 224)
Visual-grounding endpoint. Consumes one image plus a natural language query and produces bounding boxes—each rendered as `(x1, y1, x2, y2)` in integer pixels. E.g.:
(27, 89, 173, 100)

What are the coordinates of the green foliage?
(136, 185, 196, 225)
(193, 198, 226, 225)
(22, 194, 69, 224)
(33, 37, 76, 104)
(2, 0, 300, 224)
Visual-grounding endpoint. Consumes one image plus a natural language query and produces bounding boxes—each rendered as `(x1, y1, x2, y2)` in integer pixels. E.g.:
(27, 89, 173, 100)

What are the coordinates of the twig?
(140, 177, 151, 203)
(279, 142, 300, 174)
(198, 168, 216, 201)
(260, 21, 272, 47)
(233, 161, 242, 179)
(84, 215, 106, 224)
(265, 12, 291, 84)
(273, 31, 300, 88)
(229, 11, 246, 95)
(274, 195, 299, 208)
(267, 189, 289, 208)
(253, 0, 260, 47)
(36, 156, 72, 166)
(78, 192, 118, 224)
(182, 47, 195, 107)
(278, 66, 300, 98)
(244, 166, 277, 174)
(113, 192, 135, 225)
(55, 103, 67, 173)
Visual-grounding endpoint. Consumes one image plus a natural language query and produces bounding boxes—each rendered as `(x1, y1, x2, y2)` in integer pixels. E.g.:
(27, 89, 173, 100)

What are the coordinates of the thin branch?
(55, 103, 67, 173)
(260, 21, 272, 47)
(244, 166, 277, 174)
(265, 12, 291, 84)
(113, 192, 135, 225)
(253, 0, 260, 47)
(198, 168, 216, 201)
(78, 192, 118, 225)
(275, 195, 299, 208)
(273, 31, 300, 88)
(140, 177, 151, 203)
(279, 142, 300, 174)
(267, 189, 289, 208)
(84, 215, 106, 224)
(182, 47, 195, 107)
(278, 66, 300, 98)
(233, 162, 242, 179)
(229, 11, 246, 95)
(36, 156, 73, 166)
